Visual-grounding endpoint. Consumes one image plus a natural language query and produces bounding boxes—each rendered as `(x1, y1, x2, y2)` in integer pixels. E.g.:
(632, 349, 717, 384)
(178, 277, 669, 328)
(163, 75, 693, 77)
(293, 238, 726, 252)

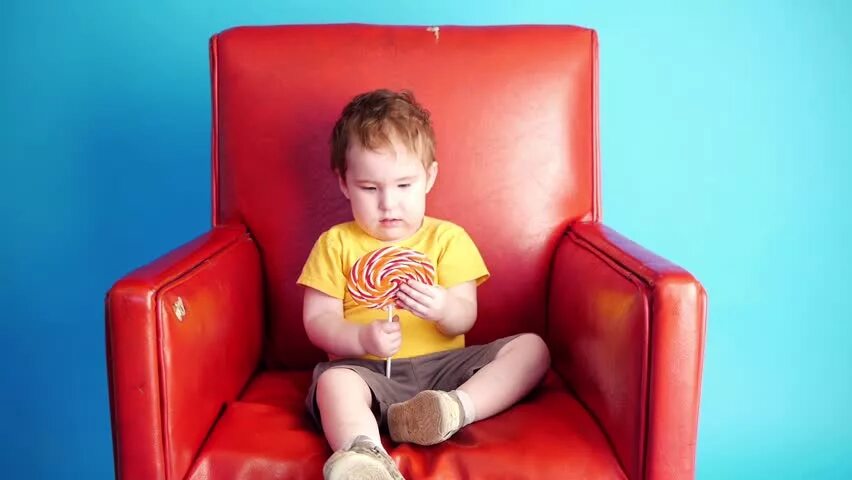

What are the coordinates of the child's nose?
(378, 190, 397, 210)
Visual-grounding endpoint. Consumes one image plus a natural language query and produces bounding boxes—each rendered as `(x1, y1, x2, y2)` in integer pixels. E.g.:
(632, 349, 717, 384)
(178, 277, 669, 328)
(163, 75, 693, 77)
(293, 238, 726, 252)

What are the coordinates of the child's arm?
(396, 280, 477, 336)
(303, 287, 401, 358)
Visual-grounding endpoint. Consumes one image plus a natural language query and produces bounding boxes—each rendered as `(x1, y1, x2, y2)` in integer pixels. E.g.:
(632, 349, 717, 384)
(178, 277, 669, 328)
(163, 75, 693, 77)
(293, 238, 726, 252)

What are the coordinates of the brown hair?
(330, 89, 436, 177)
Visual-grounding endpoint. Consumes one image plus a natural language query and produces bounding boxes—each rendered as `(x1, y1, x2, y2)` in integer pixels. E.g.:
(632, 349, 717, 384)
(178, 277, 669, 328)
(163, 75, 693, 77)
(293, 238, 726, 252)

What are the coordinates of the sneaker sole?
(388, 391, 460, 446)
(324, 450, 396, 480)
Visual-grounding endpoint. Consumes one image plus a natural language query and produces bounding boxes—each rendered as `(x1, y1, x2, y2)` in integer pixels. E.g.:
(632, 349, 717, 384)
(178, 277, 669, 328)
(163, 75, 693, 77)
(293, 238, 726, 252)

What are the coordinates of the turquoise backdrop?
(2, 1, 850, 478)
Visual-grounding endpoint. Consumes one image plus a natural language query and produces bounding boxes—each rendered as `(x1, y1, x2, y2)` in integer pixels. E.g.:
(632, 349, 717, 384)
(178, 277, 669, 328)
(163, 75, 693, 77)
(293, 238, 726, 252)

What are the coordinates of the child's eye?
(398, 184, 411, 189)
(360, 186, 377, 191)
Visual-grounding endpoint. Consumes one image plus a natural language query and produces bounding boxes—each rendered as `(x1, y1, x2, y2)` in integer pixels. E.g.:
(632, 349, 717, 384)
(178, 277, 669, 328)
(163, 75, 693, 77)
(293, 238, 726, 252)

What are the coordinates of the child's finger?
(402, 281, 435, 299)
(381, 321, 401, 333)
(397, 293, 429, 318)
(398, 286, 431, 305)
(397, 293, 428, 315)
(396, 299, 425, 317)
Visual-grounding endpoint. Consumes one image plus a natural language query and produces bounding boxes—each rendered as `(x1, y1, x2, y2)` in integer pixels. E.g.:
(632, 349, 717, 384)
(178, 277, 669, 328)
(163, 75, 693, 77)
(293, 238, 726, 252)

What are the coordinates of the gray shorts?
(306, 334, 521, 429)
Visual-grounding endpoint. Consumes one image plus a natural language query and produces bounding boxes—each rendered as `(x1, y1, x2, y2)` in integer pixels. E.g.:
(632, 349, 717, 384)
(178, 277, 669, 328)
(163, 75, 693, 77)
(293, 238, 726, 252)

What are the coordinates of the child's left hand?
(395, 280, 448, 323)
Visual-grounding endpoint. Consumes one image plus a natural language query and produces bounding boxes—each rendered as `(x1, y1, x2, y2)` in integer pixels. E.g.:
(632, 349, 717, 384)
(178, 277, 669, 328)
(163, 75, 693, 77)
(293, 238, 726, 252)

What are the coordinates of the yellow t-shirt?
(297, 216, 489, 359)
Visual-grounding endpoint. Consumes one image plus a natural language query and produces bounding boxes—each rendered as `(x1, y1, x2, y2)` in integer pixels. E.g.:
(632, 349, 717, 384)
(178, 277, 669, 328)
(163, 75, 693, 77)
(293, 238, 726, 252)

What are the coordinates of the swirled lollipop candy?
(348, 246, 436, 308)
(347, 246, 436, 377)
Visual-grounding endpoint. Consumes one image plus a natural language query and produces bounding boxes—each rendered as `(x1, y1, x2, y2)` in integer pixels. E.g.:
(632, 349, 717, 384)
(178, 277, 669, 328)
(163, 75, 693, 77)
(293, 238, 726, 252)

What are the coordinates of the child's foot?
(387, 390, 464, 445)
(323, 435, 404, 480)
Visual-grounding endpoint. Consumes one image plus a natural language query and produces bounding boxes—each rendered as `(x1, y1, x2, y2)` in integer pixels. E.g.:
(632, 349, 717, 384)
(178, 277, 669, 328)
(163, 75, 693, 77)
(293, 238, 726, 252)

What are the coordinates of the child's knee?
(317, 367, 366, 395)
(513, 333, 551, 367)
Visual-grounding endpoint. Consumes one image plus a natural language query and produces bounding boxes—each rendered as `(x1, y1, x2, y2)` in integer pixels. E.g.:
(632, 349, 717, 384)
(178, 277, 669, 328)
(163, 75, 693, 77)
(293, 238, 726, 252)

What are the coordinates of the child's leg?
(387, 333, 550, 445)
(457, 333, 550, 421)
(315, 367, 380, 450)
(315, 366, 405, 480)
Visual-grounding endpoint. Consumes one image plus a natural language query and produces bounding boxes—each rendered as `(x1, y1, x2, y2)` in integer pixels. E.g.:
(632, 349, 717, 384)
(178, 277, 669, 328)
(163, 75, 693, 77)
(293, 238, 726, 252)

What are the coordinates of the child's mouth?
(379, 219, 402, 227)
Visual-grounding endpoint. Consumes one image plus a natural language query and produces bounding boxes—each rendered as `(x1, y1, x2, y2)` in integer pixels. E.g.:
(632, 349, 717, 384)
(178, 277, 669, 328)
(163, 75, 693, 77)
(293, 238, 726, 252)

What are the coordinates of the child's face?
(338, 136, 438, 242)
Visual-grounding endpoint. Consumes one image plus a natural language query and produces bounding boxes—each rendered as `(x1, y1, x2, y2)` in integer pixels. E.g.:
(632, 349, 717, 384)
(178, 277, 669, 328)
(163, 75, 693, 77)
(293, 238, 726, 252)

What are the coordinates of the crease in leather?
(568, 228, 656, 290)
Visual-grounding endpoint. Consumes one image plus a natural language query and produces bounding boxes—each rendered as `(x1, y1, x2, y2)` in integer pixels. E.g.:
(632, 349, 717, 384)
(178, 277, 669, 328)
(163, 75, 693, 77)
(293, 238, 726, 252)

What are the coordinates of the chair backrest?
(211, 24, 601, 368)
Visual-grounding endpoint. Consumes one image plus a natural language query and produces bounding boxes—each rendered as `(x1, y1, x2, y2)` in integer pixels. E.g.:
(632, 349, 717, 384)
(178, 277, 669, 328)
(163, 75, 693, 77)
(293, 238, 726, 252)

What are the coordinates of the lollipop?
(347, 246, 436, 377)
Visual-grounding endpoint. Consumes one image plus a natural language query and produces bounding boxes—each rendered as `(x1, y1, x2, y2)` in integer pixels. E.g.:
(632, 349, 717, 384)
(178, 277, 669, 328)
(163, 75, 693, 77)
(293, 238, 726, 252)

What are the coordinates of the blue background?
(2, 1, 850, 478)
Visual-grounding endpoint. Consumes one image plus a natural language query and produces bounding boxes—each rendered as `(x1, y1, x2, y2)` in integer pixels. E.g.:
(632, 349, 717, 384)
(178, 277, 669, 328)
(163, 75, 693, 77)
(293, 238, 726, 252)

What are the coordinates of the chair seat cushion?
(187, 369, 626, 479)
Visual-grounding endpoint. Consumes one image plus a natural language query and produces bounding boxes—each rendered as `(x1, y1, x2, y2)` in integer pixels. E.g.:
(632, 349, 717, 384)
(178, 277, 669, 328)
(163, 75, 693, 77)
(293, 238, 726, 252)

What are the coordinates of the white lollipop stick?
(385, 304, 394, 378)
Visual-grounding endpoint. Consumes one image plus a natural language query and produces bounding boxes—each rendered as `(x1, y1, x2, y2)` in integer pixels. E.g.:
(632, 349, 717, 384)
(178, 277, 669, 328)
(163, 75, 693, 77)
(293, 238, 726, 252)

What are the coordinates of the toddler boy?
(297, 89, 550, 480)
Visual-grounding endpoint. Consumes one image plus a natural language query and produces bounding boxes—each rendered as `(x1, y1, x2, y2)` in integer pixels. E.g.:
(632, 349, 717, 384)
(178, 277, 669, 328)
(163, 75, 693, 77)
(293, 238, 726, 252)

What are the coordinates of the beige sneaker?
(387, 390, 464, 446)
(323, 436, 404, 480)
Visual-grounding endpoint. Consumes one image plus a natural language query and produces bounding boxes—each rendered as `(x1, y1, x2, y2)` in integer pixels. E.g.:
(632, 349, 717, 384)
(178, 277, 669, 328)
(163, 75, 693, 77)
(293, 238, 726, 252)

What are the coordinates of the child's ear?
(425, 162, 438, 193)
(337, 173, 350, 199)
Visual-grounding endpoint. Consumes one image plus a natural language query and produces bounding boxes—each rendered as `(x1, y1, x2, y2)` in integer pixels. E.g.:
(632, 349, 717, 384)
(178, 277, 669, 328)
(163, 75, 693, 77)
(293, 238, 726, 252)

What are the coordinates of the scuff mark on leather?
(426, 26, 440, 42)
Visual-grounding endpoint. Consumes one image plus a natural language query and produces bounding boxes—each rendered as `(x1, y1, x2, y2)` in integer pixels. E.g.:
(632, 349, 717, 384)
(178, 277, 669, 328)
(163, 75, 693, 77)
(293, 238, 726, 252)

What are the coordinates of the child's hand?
(396, 280, 448, 323)
(358, 316, 402, 357)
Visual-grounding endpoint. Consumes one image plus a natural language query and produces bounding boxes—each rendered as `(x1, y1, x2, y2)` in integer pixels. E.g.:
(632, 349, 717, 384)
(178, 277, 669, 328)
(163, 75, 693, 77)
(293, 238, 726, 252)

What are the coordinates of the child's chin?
(376, 233, 404, 241)
(373, 229, 409, 242)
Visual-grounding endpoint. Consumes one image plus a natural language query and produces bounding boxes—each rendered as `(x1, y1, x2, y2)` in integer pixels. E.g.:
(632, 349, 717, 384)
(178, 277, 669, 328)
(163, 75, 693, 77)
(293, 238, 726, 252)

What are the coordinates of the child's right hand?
(358, 315, 401, 357)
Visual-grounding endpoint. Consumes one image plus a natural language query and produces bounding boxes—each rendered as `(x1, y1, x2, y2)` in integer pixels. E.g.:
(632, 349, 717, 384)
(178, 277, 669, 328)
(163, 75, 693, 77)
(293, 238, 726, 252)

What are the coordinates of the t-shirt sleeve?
(296, 230, 346, 299)
(437, 228, 490, 288)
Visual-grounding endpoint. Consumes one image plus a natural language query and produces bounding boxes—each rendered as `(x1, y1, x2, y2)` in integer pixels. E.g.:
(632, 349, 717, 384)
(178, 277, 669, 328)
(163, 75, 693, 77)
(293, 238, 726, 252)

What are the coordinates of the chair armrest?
(106, 225, 264, 480)
(548, 222, 707, 480)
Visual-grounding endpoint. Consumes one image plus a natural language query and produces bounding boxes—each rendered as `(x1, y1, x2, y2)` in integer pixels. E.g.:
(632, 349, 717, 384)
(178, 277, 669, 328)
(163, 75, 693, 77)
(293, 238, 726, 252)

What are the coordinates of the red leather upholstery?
(106, 226, 264, 480)
(549, 223, 707, 479)
(106, 24, 706, 480)
(211, 25, 600, 369)
(187, 371, 625, 480)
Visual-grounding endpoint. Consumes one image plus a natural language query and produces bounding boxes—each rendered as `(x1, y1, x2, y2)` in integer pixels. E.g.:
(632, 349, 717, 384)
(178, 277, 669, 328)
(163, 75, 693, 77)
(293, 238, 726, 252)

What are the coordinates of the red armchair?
(106, 25, 706, 480)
